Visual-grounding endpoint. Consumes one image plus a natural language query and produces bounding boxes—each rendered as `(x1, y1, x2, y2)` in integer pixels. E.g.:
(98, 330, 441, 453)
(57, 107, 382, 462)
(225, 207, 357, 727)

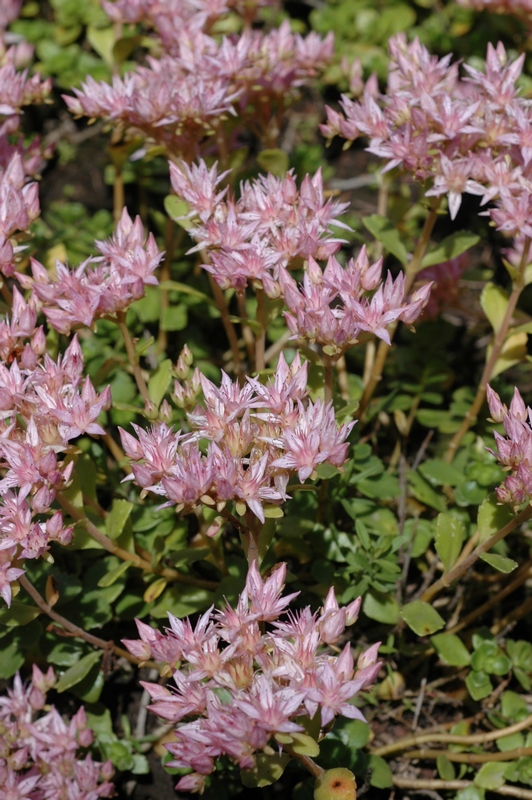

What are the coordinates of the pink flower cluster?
(486, 385, 532, 508)
(0, 153, 40, 276)
(120, 353, 353, 522)
(280, 249, 431, 352)
(17, 208, 165, 333)
(0, 0, 21, 32)
(0, 665, 114, 800)
(102, 0, 274, 31)
(322, 37, 532, 237)
(123, 562, 380, 794)
(0, 333, 111, 605)
(66, 2, 333, 157)
(170, 159, 349, 293)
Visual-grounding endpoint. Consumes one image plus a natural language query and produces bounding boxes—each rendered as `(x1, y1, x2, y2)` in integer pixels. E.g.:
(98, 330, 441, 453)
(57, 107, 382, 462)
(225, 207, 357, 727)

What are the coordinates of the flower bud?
(159, 399, 173, 424)
(175, 355, 189, 381)
(144, 399, 159, 420)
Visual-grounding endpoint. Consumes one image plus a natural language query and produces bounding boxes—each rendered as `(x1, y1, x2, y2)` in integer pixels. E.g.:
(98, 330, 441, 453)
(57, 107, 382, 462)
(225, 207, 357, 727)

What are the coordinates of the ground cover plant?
(4, 1, 532, 799)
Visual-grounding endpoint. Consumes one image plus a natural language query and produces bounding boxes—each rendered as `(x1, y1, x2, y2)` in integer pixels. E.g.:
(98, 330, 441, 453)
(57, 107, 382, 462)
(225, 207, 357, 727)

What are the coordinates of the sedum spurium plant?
(2, 0, 532, 798)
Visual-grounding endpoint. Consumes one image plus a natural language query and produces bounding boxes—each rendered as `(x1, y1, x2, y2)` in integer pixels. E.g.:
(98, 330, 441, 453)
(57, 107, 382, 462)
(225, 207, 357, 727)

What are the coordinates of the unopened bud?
(175, 355, 189, 380)
(144, 399, 159, 420)
(159, 399, 173, 423)
(172, 381, 185, 408)
(181, 344, 193, 366)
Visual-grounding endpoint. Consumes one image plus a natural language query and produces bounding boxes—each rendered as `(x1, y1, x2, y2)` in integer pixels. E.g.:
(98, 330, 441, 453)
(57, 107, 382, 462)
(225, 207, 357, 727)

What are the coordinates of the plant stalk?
(445, 235, 531, 462)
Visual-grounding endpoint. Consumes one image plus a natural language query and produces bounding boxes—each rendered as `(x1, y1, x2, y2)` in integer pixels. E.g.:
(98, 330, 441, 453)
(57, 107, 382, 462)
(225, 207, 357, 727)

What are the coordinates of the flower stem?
(156, 219, 183, 354)
(420, 503, 532, 603)
(208, 275, 244, 382)
(237, 290, 255, 366)
(116, 310, 151, 404)
(323, 353, 335, 406)
(57, 492, 218, 590)
(357, 197, 441, 421)
(447, 556, 532, 635)
(19, 574, 156, 668)
(444, 236, 531, 463)
(284, 745, 324, 778)
(255, 287, 266, 373)
(393, 778, 532, 799)
(371, 712, 532, 757)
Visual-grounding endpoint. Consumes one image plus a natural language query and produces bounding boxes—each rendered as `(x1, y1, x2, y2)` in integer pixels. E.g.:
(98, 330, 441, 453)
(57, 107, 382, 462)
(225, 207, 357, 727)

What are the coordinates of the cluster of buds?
(123, 562, 380, 794)
(0, 665, 115, 799)
(172, 345, 202, 411)
(170, 159, 349, 293)
(486, 385, 532, 508)
(66, 1, 333, 158)
(120, 353, 353, 523)
(0, 335, 111, 605)
(322, 37, 532, 239)
(280, 249, 431, 353)
(102, 0, 275, 35)
(17, 208, 165, 333)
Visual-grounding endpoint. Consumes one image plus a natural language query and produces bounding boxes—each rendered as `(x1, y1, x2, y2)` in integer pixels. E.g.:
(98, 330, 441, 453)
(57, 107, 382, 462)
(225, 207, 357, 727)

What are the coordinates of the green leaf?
(363, 591, 400, 624)
(420, 231, 479, 269)
(435, 513, 465, 573)
(290, 732, 320, 757)
(112, 35, 143, 65)
(256, 149, 289, 177)
(335, 719, 370, 750)
(240, 753, 291, 788)
(474, 761, 507, 790)
(148, 358, 173, 406)
(479, 553, 518, 573)
(150, 585, 214, 619)
(407, 470, 446, 512)
(135, 335, 155, 357)
(455, 480, 486, 507)
(401, 600, 445, 636)
(56, 650, 102, 693)
(158, 281, 218, 309)
(97, 560, 132, 587)
(43, 639, 85, 667)
(466, 669, 493, 701)
(315, 463, 342, 480)
(86, 25, 115, 65)
(161, 304, 187, 332)
(362, 214, 408, 265)
(496, 732, 525, 752)
(431, 633, 471, 667)
(0, 636, 25, 679)
(480, 283, 509, 333)
(164, 195, 193, 229)
(436, 754, 456, 781)
(419, 458, 464, 487)
(228, 315, 262, 334)
(490, 331, 528, 378)
(456, 788, 485, 800)
(105, 499, 134, 540)
(62, 468, 83, 509)
(477, 495, 513, 544)
(0, 600, 41, 626)
(501, 690, 529, 720)
(368, 755, 393, 788)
